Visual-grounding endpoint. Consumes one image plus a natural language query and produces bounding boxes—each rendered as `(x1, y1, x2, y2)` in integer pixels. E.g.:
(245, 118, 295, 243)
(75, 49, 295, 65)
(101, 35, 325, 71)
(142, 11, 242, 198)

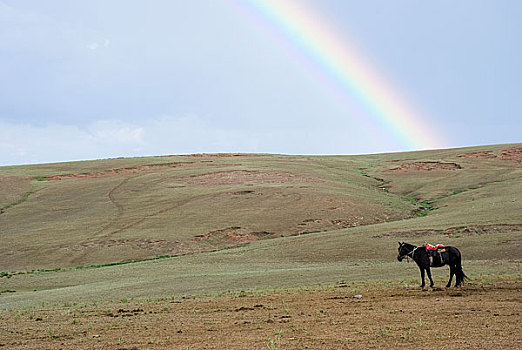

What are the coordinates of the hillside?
(0, 144, 521, 309)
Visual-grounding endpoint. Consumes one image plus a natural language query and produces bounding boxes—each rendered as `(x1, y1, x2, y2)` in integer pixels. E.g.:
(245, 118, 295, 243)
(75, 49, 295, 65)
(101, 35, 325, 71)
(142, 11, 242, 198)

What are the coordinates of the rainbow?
(228, 0, 446, 150)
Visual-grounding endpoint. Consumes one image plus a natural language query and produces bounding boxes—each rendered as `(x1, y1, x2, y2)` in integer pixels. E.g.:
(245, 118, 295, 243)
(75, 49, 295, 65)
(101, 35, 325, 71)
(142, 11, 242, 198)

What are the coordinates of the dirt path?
(90, 177, 132, 237)
(1, 277, 520, 349)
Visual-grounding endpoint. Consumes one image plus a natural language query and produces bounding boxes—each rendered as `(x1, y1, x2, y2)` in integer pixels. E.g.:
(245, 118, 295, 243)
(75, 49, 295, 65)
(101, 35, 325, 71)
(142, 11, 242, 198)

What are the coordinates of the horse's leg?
(451, 249, 461, 287)
(426, 267, 434, 288)
(446, 265, 455, 288)
(455, 258, 465, 287)
(419, 268, 425, 289)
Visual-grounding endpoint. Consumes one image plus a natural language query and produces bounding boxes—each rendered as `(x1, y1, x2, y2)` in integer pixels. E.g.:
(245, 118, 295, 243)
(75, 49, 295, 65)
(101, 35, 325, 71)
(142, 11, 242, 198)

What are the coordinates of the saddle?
(424, 242, 447, 266)
(425, 243, 445, 251)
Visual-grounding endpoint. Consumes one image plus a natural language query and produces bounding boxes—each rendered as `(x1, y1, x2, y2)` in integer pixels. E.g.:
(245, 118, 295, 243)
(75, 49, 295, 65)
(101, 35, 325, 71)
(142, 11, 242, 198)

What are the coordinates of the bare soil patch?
(458, 147, 522, 164)
(387, 161, 462, 172)
(36, 160, 243, 181)
(55, 227, 279, 258)
(184, 153, 262, 158)
(58, 238, 195, 255)
(296, 218, 370, 232)
(499, 147, 522, 163)
(1, 278, 520, 349)
(375, 224, 522, 238)
(195, 226, 277, 245)
(458, 150, 496, 160)
(41, 162, 191, 180)
(183, 170, 322, 186)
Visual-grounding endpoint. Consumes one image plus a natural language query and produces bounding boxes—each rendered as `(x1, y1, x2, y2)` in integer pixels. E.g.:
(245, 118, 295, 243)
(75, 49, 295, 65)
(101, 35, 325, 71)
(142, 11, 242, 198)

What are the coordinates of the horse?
(397, 242, 467, 288)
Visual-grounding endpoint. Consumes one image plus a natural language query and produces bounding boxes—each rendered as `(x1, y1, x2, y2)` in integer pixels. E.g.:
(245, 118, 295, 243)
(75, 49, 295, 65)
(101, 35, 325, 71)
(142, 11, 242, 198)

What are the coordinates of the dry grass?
(0, 176, 31, 209)
(0, 154, 411, 271)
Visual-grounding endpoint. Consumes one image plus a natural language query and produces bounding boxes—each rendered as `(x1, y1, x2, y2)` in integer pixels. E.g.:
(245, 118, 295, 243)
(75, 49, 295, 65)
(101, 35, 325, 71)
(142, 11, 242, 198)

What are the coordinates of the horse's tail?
(455, 250, 468, 286)
(456, 267, 468, 285)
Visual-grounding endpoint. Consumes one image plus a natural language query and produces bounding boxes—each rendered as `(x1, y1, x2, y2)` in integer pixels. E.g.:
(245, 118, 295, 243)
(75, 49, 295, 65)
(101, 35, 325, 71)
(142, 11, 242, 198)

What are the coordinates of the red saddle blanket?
(425, 243, 445, 251)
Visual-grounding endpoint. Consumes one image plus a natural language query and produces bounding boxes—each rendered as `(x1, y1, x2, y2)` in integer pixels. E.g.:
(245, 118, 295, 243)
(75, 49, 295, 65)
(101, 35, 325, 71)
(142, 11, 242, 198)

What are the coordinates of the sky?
(0, 0, 521, 166)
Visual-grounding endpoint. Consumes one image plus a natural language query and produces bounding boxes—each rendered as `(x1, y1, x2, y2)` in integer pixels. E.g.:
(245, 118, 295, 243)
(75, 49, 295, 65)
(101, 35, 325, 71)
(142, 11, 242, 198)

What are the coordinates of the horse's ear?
(398, 241, 402, 246)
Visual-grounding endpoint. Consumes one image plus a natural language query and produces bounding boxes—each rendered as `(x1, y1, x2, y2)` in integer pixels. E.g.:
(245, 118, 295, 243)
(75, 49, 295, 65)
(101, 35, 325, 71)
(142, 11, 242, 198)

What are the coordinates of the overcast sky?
(1, 0, 521, 165)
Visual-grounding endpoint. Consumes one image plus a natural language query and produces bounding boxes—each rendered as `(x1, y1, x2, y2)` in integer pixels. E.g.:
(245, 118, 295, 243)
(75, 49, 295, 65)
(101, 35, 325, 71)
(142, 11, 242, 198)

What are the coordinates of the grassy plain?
(0, 144, 521, 348)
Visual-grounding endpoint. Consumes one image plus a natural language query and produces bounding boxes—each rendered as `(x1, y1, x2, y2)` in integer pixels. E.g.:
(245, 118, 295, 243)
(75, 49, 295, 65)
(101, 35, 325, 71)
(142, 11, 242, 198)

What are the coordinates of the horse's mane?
(400, 242, 417, 250)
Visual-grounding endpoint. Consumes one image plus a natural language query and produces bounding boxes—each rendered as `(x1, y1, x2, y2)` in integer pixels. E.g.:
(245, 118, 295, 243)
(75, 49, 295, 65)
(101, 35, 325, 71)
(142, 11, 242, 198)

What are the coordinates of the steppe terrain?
(1, 144, 521, 349)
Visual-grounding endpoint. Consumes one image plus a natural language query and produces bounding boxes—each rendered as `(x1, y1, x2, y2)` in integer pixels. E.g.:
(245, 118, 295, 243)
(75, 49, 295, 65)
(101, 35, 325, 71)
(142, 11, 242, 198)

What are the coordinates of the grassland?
(0, 144, 521, 348)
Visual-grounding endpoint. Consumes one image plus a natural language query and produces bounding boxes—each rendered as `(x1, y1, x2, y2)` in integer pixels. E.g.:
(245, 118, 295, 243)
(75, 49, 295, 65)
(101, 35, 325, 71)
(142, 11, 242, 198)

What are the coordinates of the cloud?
(0, 116, 270, 165)
(0, 120, 145, 165)
(87, 42, 99, 50)
(87, 38, 110, 50)
(0, 117, 250, 165)
(0, 115, 381, 166)
(89, 120, 144, 143)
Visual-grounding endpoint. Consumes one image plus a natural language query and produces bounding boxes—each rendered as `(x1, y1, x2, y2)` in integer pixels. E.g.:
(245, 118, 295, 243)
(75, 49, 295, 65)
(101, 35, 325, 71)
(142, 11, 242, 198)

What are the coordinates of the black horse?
(397, 242, 467, 288)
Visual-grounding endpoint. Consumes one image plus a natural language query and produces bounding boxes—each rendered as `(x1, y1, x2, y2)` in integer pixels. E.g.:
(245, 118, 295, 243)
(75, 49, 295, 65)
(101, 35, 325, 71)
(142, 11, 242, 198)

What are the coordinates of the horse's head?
(397, 242, 414, 261)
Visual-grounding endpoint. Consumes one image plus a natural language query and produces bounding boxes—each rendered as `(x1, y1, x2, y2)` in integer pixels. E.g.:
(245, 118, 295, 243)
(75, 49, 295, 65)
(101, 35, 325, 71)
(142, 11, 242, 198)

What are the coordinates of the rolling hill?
(0, 143, 521, 309)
